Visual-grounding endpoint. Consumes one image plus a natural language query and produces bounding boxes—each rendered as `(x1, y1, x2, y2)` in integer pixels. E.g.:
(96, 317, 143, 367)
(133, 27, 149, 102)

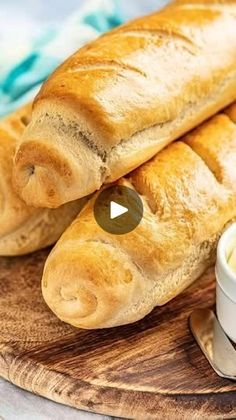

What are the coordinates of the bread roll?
(0, 104, 85, 256)
(42, 103, 236, 329)
(13, 0, 236, 208)
(225, 102, 236, 123)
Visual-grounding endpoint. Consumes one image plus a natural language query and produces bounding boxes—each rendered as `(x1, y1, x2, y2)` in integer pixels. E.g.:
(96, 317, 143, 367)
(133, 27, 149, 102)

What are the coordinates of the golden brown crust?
(13, 0, 236, 208)
(42, 103, 236, 329)
(184, 113, 236, 189)
(35, 1, 236, 144)
(0, 104, 85, 256)
(224, 102, 236, 123)
(0, 104, 38, 240)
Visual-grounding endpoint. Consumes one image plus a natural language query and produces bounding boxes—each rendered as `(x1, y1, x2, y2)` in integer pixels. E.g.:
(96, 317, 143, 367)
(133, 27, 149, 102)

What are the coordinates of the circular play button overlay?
(94, 185, 143, 235)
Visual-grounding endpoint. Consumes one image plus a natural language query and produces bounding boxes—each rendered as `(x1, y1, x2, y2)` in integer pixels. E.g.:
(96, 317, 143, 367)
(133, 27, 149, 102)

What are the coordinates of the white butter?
(216, 223, 236, 344)
(228, 249, 236, 274)
(228, 238, 236, 275)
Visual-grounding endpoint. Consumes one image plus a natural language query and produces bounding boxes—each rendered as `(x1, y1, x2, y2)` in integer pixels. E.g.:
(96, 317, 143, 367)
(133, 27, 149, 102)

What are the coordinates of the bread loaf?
(41, 102, 236, 329)
(225, 102, 236, 123)
(13, 0, 236, 208)
(0, 104, 85, 256)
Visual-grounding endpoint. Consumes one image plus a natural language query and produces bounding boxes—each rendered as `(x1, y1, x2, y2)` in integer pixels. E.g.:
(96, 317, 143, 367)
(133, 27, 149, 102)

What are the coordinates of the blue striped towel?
(0, 0, 123, 117)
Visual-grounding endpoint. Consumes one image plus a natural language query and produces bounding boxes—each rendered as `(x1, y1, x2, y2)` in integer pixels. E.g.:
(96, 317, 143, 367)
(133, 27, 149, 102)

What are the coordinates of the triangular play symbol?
(110, 201, 128, 220)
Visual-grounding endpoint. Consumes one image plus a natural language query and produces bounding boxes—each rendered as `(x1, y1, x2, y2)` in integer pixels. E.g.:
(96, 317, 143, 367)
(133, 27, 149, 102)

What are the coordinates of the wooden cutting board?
(0, 250, 236, 419)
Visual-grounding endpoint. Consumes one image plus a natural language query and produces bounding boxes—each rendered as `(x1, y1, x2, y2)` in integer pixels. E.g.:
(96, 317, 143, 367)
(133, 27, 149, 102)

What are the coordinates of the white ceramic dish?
(216, 223, 236, 344)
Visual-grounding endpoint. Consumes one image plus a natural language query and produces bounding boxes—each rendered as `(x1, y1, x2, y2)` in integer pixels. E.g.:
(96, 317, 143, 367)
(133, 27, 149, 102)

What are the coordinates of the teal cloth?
(0, 0, 123, 116)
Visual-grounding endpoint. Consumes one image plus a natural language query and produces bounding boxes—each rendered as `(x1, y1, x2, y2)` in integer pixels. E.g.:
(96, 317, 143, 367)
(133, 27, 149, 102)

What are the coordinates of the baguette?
(42, 103, 236, 329)
(14, 0, 236, 208)
(225, 101, 236, 123)
(0, 104, 85, 256)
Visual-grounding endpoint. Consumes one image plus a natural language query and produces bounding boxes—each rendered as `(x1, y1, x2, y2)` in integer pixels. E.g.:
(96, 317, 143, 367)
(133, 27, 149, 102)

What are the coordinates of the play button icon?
(94, 184, 143, 235)
(110, 201, 128, 219)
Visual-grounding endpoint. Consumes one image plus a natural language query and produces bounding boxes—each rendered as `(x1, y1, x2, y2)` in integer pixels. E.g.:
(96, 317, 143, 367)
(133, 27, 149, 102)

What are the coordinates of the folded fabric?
(0, 0, 123, 117)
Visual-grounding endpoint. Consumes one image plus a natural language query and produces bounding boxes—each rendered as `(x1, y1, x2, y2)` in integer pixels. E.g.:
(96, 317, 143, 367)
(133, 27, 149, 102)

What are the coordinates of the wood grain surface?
(0, 250, 236, 419)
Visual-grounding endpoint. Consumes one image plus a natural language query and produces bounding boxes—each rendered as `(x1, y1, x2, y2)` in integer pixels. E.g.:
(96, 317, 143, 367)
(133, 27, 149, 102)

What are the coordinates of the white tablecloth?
(0, 378, 113, 419)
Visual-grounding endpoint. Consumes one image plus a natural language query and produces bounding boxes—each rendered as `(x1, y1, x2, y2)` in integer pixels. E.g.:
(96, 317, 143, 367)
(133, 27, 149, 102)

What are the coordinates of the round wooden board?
(0, 249, 236, 419)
